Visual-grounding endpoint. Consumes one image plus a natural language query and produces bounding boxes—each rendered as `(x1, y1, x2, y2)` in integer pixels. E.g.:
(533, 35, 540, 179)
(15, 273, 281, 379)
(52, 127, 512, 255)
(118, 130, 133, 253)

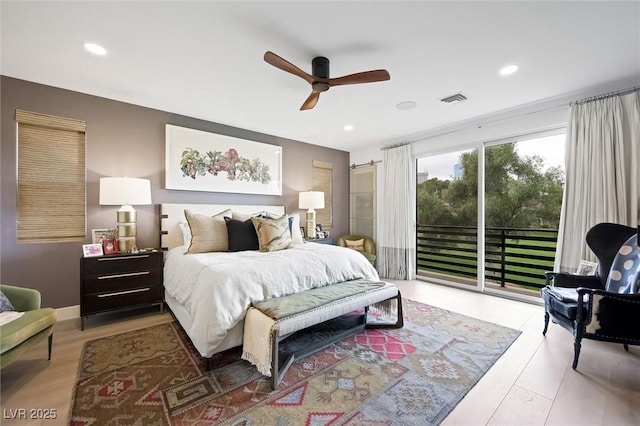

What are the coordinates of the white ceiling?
(2, 1, 639, 152)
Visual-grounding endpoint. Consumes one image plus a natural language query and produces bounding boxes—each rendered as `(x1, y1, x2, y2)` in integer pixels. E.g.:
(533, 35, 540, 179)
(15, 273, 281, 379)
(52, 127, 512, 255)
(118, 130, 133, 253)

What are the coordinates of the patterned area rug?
(69, 299, 520, 425)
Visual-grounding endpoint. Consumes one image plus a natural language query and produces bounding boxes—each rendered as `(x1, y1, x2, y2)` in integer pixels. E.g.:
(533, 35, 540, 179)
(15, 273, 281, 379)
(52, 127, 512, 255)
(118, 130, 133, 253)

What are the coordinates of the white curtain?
(555, 92, 640, 272)
(378, 144, 416, 279)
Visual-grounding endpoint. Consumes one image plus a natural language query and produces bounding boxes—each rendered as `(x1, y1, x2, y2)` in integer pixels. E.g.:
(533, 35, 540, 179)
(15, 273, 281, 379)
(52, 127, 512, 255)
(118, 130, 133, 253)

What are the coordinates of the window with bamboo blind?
(16, 109, 86, 242)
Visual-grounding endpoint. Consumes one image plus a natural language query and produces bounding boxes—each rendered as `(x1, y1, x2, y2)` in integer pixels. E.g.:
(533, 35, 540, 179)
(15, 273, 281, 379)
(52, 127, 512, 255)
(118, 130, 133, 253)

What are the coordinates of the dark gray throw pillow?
(224, 217, 259, 252)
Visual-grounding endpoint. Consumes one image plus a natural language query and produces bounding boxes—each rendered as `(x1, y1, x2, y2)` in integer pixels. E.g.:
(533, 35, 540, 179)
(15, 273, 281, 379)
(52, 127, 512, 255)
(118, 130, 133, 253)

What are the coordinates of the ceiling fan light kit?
(264, 51, 390, 110)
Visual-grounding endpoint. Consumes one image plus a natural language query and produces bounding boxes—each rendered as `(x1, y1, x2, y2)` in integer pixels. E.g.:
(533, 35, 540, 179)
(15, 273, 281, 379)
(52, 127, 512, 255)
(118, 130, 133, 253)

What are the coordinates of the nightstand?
(80, 250, 164, 330)
(305, 237, 334, 245)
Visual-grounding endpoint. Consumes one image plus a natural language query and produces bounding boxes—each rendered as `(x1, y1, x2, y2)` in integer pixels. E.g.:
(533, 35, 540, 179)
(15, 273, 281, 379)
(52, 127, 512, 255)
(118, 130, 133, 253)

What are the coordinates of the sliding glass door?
(416, 132, 565, 298)
(416, 148, 479, 288)
(484, 134, 565, 297)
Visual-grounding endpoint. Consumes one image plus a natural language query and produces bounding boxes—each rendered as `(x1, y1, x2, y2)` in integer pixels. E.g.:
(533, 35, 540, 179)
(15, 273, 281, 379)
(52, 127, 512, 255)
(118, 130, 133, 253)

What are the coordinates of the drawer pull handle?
(98, 288, 150, 298)
(97, 271, 150, 280)
(98, 255, 150, 261)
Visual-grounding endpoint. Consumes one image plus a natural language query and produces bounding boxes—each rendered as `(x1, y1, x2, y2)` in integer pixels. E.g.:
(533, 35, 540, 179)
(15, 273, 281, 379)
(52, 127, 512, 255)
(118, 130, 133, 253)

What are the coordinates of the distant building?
(417, 172, 429, 185)
(453, 163, 463, 180)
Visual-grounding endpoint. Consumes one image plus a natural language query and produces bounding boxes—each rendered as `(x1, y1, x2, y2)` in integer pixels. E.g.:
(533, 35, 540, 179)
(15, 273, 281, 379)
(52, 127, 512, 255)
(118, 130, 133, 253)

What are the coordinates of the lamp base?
(306, 210, 316, 239)
(116, 207, 137, 252)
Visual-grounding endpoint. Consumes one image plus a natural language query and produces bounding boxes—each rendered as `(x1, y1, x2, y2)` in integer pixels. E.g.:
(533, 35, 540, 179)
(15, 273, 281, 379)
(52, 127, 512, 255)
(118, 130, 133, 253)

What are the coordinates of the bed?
(161, 203, 379, 358)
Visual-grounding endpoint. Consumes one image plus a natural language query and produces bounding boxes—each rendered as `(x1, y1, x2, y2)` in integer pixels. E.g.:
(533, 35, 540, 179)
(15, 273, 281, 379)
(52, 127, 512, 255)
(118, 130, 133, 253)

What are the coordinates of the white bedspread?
(163, 243, 379, 357)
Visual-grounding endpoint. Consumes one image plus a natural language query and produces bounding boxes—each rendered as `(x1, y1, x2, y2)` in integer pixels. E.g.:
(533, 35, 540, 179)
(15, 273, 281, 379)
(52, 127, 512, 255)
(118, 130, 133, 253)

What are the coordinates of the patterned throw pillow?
(345, 238, 365, 251)
(605, 234, 639, 294)
(184, 209, 232, 253)
(0, 290, 15, 312)
(251, 215, 292, 252)
(225, 217, 260, 252)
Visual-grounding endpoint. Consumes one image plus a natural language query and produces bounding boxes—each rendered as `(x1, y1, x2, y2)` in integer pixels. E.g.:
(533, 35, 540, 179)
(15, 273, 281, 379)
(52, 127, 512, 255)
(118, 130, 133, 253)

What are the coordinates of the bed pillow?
(345, 238, 365, 251)
(252, 214, 293, 252)
(0, 290, 15, 312)
(225, 217, 260, 252)
(178, 221, 192, 246)
(232, 211, 278, 222)
(287, 213, 304, 245)
(184, 208, 232, 253)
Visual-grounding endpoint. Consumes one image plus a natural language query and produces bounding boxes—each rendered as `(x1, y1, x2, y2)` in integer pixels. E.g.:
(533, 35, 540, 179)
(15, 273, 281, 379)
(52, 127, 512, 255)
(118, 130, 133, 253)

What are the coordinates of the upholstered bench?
(242, 279, 403, 389)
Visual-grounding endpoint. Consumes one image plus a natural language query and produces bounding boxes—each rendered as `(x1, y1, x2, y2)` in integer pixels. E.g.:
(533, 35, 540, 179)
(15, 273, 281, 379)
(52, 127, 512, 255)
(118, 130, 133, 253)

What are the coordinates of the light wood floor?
(1, 280, 639, 425)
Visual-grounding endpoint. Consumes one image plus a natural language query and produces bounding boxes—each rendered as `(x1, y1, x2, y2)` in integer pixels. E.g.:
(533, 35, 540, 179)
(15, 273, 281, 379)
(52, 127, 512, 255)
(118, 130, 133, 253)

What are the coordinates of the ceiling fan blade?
(329, 69, 391, 87)
(300, 91, 320, 110)
(264, 51, 314, 85)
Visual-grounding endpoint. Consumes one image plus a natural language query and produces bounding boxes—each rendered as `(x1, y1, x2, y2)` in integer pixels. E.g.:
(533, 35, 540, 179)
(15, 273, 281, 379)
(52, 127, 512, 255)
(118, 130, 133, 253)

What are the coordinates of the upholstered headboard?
(160, 203, 285, 251)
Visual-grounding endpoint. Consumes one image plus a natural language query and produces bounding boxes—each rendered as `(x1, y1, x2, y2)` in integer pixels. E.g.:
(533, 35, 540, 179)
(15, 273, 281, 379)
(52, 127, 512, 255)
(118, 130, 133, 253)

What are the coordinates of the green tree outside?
(417, 143, 564, 229)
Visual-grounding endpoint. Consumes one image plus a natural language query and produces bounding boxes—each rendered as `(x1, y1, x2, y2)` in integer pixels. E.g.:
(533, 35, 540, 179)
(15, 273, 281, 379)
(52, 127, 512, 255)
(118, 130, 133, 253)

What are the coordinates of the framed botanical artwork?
(576, 260, 597, 276)
(82, 243, 103, 257)
(165, 124, 282, 195)
(102, 239, 119, 255)
(92, 228, 116, 244)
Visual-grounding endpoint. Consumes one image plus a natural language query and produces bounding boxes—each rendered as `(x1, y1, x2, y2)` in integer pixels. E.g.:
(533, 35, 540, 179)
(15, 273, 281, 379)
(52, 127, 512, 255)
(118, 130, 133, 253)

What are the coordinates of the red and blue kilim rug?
(69, 299, 520, 425)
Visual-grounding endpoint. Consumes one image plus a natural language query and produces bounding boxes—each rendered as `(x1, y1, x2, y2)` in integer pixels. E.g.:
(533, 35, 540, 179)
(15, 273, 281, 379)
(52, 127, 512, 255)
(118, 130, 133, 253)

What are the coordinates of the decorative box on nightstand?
(80, 250, 164, 330)
(305, 237, 334, 245)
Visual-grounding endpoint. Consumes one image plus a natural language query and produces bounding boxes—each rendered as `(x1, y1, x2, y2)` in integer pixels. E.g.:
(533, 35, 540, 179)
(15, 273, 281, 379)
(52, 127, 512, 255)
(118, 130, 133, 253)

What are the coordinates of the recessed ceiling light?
(499, 64, 519, 76)
(84, 42, 107, 56)
(344, 124, 354, 132)
(396, 101, 417, 110)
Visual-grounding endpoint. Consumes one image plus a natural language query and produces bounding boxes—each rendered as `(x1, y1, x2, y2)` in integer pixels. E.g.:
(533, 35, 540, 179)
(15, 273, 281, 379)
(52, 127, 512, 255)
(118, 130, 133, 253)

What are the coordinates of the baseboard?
(56, 305, 80, 321)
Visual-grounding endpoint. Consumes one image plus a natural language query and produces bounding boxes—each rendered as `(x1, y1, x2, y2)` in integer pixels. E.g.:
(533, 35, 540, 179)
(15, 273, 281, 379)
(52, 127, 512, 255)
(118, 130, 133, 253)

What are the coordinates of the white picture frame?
(165, 124, 282, 195)
(576, 260, 597, 276)
(82, 243, 104, 257)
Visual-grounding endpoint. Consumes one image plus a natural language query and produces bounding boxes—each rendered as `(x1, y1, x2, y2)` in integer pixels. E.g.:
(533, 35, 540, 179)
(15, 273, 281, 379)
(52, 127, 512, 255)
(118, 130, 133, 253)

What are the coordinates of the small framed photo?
(315, 224, 323, 233)
(300, 227, 305, 237)
(317, 231, 325, 238)
(102, 239, 119, 255)
(576, 260, 597, 276)
(83, 243, 104, 257)
(92, 228, 116, 244)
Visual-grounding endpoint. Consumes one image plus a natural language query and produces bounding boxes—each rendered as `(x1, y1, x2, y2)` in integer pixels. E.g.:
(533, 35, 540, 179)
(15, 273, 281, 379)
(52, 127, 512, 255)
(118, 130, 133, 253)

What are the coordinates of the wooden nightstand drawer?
(82, 253, 162, 276)
(81, 285, 164, 315)
(82, 269, 162, 294)
(80, 250, 164, 329)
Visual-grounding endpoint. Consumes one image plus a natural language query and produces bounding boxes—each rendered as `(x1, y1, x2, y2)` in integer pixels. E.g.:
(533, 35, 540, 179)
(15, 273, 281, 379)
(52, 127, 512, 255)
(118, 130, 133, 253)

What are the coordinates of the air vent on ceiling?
(440, 93, 468, 103)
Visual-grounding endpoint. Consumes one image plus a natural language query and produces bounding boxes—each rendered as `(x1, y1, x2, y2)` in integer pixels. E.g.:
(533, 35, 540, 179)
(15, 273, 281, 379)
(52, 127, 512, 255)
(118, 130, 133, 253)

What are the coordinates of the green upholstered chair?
(0, 284, 56, 369)
(337, 234, 377, 266)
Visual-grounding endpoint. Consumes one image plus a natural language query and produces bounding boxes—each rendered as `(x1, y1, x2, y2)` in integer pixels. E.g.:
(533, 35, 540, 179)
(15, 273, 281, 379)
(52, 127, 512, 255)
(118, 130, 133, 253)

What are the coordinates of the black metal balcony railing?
(417, 225, 558, 291)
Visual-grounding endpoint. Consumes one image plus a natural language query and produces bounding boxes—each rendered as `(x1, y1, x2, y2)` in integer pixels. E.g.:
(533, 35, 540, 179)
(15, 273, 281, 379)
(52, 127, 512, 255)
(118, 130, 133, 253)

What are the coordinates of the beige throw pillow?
(184, 209, 232, 253)
(251, 214, 292, 252)
(345, 238, 365, 251)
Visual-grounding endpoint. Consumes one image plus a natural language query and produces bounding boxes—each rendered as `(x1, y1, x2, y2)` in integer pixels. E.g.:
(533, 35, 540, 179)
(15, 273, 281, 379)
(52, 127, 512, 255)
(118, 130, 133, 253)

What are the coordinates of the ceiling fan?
(264, 51, 391, 110)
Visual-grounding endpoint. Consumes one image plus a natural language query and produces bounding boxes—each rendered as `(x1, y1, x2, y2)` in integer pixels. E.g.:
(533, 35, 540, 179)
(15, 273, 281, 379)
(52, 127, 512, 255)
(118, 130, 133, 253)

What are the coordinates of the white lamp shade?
(299, 191, 324, 210)
(99, 177, 152, 206)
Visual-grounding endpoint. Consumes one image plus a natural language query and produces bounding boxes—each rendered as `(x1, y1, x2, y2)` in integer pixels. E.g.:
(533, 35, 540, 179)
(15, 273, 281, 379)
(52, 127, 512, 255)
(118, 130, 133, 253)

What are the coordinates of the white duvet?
(163, 242, 379, 357)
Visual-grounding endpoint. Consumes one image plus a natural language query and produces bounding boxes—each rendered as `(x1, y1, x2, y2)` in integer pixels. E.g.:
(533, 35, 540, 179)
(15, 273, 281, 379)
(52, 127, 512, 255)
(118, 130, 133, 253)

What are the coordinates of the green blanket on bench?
(252, 279, 385, 320)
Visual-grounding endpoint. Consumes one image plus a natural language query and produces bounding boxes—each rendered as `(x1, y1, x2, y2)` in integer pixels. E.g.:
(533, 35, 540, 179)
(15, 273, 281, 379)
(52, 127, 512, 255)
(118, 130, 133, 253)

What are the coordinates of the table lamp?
(299, 191, 324, 239)
(99, 177, 152, 252)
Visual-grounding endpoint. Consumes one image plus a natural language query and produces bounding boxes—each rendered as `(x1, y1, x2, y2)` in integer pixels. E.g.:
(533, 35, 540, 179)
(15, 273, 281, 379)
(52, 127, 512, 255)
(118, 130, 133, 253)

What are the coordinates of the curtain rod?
(380, 141, 412, 151)
(350, 160, 382, 169)
(379, 84, 639, 150)
(570, 85, 639, 106)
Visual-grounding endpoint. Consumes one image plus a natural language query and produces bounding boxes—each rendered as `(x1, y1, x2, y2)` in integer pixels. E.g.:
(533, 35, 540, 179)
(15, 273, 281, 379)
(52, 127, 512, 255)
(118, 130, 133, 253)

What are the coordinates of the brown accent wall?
(0, 76, 350, 309)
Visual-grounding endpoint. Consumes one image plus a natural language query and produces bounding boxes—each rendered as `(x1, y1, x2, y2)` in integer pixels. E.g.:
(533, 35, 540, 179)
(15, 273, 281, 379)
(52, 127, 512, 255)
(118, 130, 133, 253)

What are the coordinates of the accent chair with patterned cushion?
(0, 284, 56, 369)
(541, 223, 640, 369)
(337, 234, 377, 266)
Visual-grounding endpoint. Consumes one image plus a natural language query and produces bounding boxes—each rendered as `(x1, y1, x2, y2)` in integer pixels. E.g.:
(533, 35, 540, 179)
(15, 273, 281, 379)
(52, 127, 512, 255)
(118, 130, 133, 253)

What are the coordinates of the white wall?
(350, 76, 640, 233)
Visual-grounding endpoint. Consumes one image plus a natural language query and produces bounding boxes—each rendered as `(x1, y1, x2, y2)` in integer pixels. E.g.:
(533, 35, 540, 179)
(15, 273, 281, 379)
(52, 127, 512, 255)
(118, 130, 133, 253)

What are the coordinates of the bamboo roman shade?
(16, 109, 86, 242)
